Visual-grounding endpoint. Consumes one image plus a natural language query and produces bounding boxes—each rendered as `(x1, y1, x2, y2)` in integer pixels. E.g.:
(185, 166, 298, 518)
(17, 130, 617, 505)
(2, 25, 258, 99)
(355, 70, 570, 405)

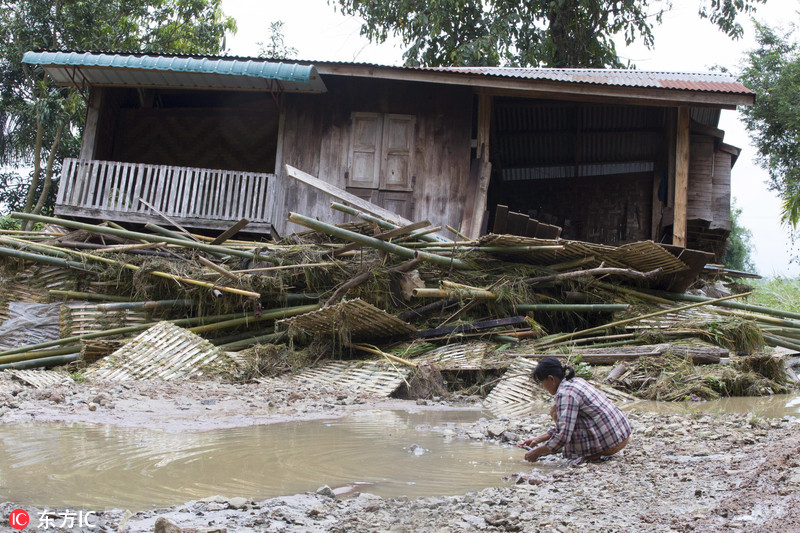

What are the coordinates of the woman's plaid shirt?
(544, 377, 632, 459)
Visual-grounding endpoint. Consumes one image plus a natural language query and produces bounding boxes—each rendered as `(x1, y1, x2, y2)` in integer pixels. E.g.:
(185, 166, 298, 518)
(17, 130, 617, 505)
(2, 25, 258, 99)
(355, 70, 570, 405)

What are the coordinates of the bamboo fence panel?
(264, 360, 410, 397)
(7, 369, 72, 389)
(85, 322, 235, 381)
(413, 342, 509, 371)
(277, 299, 416, 341)
(60, 303, 150, 338)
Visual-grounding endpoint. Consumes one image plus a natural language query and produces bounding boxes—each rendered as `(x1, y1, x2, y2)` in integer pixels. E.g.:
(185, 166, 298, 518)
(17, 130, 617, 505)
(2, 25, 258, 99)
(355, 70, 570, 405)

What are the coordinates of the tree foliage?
(738, 21, 800, 229)
(258, 20, 298, 60)
(0, 0, 236, 226)
(723, 201, 756, 272)
(332, 0, 766, 67)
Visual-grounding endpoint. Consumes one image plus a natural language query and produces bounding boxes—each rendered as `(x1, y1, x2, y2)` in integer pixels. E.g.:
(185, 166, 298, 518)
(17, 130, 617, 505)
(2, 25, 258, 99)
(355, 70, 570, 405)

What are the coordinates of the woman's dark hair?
(532, 357, 575, 383)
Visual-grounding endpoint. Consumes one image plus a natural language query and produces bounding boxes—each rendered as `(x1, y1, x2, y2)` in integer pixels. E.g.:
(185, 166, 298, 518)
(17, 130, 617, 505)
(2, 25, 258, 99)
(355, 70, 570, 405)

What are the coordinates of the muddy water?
(0, 410, 528, 511)
(625, 393, 800, 418)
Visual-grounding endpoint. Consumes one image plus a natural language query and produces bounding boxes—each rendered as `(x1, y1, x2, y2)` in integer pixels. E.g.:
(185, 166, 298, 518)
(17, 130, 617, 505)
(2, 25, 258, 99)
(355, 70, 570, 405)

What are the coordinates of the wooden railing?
(55, 158, 277, 232)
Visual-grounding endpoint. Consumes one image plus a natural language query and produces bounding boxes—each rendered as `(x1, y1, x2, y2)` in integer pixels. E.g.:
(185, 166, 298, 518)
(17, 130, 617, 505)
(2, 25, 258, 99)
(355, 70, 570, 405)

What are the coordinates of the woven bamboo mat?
(277, 298, 416, 341)
(412, 342, 510, 370)
(262, 360, 410, 397)
(85, 322, 233, 381)
(7, 369, 72, 389)
(608, 241, 689, 275)
(484, 357, 636, 416)
(61, 302, 150, 337)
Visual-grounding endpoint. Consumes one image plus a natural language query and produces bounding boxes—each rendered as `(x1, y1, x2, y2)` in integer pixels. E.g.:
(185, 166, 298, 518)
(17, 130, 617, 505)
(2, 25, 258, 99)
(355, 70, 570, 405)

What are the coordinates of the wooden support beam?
(79, 88, 104, 161)
(673, 106, 690, 247)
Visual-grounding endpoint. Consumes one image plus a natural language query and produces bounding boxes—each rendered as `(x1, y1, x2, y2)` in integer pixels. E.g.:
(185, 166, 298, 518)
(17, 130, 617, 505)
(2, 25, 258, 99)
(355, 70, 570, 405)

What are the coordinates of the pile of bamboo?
(0, 206, 792, 383)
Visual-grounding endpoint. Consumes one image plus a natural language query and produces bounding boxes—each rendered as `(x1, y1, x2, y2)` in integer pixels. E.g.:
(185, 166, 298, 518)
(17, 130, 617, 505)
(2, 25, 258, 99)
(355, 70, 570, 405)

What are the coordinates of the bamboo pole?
(94, 299, 195, 311)
(10, 212, 272, 262)
(446, 225, 470, 241)
(535, 292, 751, 346)
(644, 289, 800, 321)
(763, 333, 800, 352)
(187, 303, 319, 334)
(0, 245, 91, 271)
(0, 353, 80, 371)
(412, 288, 497, 299)
(330, 202, 443, 243)
(515, 304, 630, 312)
(230, 263, 338, 274)
(3, 235, 260, 298)
(0, 345, 82, 365)
(49, 290, 132, 302)
(288, 212, 473, 270)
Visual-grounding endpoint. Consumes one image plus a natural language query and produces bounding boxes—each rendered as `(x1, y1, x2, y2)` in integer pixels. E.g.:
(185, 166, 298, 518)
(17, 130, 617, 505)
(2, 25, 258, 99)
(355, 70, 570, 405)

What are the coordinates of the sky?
(221, 0, 800, 277)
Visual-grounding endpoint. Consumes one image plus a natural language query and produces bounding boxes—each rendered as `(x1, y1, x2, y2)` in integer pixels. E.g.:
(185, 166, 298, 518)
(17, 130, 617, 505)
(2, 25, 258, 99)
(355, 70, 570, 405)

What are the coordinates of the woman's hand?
(525, 445, 550, 462)
(519, 432, 550, 448)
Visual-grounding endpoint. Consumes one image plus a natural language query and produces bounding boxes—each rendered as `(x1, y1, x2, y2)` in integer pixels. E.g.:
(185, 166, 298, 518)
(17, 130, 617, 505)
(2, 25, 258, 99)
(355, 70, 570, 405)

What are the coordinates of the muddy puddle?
(0, 409, 530, 511)
(625, 393, 800, 418)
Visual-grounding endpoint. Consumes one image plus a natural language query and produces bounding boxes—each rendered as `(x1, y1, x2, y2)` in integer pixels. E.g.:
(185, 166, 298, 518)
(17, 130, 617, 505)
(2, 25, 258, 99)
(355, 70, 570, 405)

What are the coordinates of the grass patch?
(748, 277, 800, 314)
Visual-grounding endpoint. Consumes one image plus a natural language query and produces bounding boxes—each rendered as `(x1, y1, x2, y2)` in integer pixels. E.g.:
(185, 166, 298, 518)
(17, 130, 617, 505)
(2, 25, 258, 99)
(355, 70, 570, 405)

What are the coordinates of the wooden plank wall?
(275, 77, 473, 235)
(687, 135, 714, 222)
(711, 150, 732, 231)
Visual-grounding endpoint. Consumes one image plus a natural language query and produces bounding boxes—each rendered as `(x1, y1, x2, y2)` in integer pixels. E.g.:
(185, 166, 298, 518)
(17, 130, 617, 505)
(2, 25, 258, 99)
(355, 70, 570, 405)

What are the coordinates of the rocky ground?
(1, 375, 799, 532)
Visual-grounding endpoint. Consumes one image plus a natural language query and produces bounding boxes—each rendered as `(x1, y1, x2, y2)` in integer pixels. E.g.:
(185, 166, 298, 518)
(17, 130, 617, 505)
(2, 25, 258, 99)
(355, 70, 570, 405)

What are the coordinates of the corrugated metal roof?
(22, 51, 327, 93)
(427, 67, 752, 95)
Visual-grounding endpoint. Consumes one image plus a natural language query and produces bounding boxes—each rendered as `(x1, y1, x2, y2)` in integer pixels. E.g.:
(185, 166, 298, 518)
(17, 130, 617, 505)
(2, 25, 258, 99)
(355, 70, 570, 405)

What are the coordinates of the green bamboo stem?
(594, 281, 675, 305)
(95, 299, 195, 311)
(145, 223, 228, 259)
(220, 331, 285, 350)
(187, 303, 319, 334)
(644, 288, 800, 321)
(49, 290, 132, 302)
(515, 304, 630, 312)
(0, 345, 81, 365)
(0, 245, 91, 271)
(536, 292, 751, 346)
(10, 211, 273, 263)
(763, 333, 800, 352)
(288, 212, 473, 270)
(0, 353, 80, 371)
(330, 202, 445, 243)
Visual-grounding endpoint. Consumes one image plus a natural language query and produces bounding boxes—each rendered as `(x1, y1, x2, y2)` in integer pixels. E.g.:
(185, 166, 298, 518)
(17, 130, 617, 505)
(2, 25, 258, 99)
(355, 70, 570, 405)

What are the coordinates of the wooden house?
(23, 51, 753, 258)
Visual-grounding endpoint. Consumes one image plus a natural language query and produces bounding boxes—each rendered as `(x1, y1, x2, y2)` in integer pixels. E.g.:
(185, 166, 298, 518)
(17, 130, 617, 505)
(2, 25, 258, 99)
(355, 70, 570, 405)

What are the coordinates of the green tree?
(332, 0, 766, 67)
(257, 20, 298, 60)
(0, 0, 236, 228)
(738, 21, 800, 229)
(723, 201, 756, 272)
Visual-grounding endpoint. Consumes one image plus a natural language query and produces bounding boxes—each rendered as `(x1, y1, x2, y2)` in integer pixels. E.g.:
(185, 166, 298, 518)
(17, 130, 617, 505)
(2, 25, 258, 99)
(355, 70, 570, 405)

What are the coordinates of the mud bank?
(2, 378, 800, 532)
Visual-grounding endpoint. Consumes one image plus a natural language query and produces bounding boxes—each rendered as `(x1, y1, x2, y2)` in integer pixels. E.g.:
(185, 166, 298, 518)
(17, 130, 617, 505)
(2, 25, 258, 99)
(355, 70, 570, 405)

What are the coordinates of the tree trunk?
(20, 119, 44, 230)
(32, 121, 64, 218)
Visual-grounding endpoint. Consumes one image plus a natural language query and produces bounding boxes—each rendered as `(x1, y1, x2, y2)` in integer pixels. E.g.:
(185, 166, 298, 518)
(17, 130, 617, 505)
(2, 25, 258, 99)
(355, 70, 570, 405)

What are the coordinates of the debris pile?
(0, 205, 796, 404)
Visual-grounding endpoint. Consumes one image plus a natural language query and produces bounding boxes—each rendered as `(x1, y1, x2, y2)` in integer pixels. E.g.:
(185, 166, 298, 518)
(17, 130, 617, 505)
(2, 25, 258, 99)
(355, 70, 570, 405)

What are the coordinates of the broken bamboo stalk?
(333, 220, 431, 257)
(0, 245, 92, 271)
(446, 225, 470, 241)
(604, 364, 628, 383)
(187, 304, 320, 334)
(5, 235, 260, 298)
(331, 202, 444, 243)
(515, 303, 629, 312)
(645, 289, 800, 322)
(49, 290, 131, 302)
(288, 212, 473, 270)
(524, 266, 663, 285)
(10, 212, 273, 263)
(349, 343, 418, 367)
(197, 255, 239, 281)
(325, 258, 421, 307)
(146, 223, 228, 260)
(412, 288, 497, 299)
(536, 292, 751, 347)
(230, 263, 338, 274)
